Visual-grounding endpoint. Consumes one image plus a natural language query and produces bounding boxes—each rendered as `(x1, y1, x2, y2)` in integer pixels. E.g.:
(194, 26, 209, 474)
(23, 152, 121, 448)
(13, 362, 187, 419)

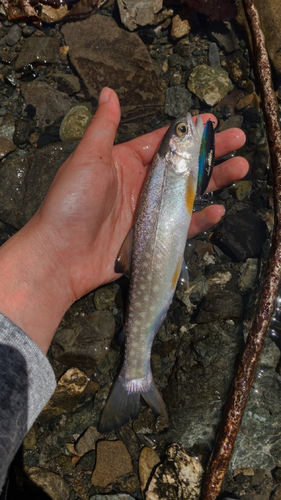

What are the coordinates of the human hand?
(0, 88, 248, 352)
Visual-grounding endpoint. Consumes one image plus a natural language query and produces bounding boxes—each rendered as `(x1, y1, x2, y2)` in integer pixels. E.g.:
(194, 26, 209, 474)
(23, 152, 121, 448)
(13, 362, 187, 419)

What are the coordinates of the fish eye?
(176, 122, 188, 136)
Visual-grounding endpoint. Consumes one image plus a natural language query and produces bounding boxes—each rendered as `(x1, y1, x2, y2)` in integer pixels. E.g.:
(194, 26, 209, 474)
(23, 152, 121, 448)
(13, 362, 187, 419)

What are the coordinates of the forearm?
(0, 214, 73, 354)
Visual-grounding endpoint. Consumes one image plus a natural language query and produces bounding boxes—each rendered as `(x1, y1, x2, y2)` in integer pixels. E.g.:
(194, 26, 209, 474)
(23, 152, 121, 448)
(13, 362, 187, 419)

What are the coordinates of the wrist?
(0, 215, 74, 353)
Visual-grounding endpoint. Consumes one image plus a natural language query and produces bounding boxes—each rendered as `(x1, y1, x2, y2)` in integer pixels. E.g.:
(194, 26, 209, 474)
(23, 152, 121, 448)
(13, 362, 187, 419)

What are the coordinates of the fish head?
(158, 113, 204, 176)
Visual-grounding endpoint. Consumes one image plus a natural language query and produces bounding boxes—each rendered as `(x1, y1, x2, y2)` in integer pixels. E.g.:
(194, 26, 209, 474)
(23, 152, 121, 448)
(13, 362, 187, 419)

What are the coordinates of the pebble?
(40, 4, 68, 23)
(75, 426, 102, 455)
(6, 24, 22, 46)
(236, 92, 255, 110)
(59, 105, 92, 141)
(164, 86, 193, 117)
(170, 14, 191, 40)
(187, 64, 234, 106)
(91, 440, 133, 488)
(208, 42, 221, 67)
(27, 467, 69, 500)
(15, 36, 60, 70)
(238, 258, 259, 292)
(117, 0, 163, 31)
(233, 180, 252, 201)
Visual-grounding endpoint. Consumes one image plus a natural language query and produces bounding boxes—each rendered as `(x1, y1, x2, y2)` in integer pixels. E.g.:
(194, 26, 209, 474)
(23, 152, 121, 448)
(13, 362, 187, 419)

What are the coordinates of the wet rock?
(20, 81, 72, 128)
(90, 495, 135, 500)
(254, 0, 281, 74)
(139, 447, 161, 494)
(225, 52, 254, 92)
(211, 208, 267, 261)
(171, 14, 191, 41)
(187, 64, 233, 106)
(0, 150, 29, 227)
(0, 112, 15, 141)
(52, 311, 115, 371)
(75, 426, 102, 455)
(164, 87, 193, 117)
(42, 367, 98, 419)
(117, 0, 163, 31)
(91, 440, 133, 487)
(211, 22, 239, 53)
(0, 136, 16, 158)
(196, 290, 243, 323)
(59, 105, 92, 141)
(238, 258, 259, 293)
(61, 15, 164, 121)
(15, 36, 60, 70)
(145, 444, 203, 500)
(208, 42, 221, 68)
(13, 116, 35, 146)
(167, 322, 243, 449)
(235, 92, 255, 110)
(6, 24, 22, 46)
(27, 467, 69, 500)
(219, 114, 244, 131)
(55, 73, 81, 95)
(93, 283, 120, 312)
(40, 4, 68, 23)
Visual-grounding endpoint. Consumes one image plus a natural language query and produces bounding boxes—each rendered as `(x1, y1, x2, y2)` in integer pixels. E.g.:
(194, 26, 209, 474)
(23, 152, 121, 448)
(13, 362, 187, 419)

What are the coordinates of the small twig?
(201, 1, 281, 498)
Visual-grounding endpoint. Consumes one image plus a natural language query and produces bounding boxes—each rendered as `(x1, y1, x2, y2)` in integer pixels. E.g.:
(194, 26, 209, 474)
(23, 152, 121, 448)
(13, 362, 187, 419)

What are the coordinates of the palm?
(37, 91, 248, 302)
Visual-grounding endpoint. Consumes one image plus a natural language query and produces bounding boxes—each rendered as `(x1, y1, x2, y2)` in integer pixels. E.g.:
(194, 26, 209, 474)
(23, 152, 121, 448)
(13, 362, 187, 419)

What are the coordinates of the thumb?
(74, 87, 121, 162)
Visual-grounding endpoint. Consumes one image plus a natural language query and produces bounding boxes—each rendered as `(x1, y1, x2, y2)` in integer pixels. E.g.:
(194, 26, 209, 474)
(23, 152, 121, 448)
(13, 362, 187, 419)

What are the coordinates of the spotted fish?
(99, 114, 214, 433)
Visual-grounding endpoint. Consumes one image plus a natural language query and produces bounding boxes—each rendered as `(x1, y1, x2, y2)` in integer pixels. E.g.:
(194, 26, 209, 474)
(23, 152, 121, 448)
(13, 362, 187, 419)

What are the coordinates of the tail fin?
(98, 373, 168, 433)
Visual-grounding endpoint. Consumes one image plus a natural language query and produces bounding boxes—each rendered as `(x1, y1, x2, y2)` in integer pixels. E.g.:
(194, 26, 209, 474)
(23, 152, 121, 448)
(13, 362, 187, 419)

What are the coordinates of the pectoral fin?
(114, 227, 134, 278)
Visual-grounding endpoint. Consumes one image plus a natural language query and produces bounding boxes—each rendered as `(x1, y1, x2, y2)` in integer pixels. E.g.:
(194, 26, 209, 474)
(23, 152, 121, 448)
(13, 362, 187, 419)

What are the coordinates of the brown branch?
(201, 1, 281, 498)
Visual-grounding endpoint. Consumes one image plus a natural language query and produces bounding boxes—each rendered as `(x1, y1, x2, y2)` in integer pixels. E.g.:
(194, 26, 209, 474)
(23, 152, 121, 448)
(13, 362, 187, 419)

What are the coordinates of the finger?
(188, 205, 225, 238)
(206, 156, 249, 192)
(74, 87, 121, 163)
(215, 128, 246, 158)
(123, 113, 218, 166)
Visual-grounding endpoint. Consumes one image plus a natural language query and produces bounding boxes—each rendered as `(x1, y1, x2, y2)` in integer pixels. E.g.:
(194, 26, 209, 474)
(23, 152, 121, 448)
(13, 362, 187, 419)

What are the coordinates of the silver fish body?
(99, 114, 205, 433)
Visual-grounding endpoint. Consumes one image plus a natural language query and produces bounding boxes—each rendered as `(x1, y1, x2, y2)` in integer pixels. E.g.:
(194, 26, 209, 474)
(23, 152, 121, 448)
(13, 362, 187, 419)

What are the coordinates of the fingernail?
(99, 87, 112, 105)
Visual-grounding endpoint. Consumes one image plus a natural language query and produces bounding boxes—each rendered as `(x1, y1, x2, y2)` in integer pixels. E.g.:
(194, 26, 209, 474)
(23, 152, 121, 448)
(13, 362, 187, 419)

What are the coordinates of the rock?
(0, 136, 16, 158)
(94, 283, 120, 311)
(211, 21, 239, 53)
(55, 73, 81, 95)
(170, 15, 191, 41)
(90, 495, 135, 500)
(254, 0, 281, 74)
(211, 208, 267, 261)
(196, 290, 243, 323)
(40, 4, 68, 23)
(208, 42, 221, 68)
(59, 105, 92, 141)
(75, 426, 102, 455)
(51, 311, 116, 371)
(219, 114, 244, 131)
(91, 440, 133, 487)
(139, 447, 161, 494)
(225, 52, 254, 92)
(167, 322, 243, 450)
(13, 116, 35, 146)
(164, 86, 193, 117)
(42, 367, 98, 419)
(145, 444, 203, 500)
(235, 93, 255, 110)
(27, 467, 69, 500)
(0, 112, 15, 141)
(187, 64, 234, 106)
(20, 81, 72, 128)
(233, 180, 252, 201)
(6, 24, 22, 46)
(61, 15, 164, 120)
(117, 0, 163, 31)
(15, 36, 60, 70)
(0, 150, 29, 227)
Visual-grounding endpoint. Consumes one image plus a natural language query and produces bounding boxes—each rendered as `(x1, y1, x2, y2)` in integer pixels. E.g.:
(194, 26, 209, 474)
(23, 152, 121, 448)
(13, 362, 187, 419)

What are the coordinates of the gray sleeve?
(0, 313, 56, 493)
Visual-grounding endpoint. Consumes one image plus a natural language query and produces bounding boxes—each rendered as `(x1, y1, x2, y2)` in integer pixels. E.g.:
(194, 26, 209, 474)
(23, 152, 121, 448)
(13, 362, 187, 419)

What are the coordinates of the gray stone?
(59, 105, 92, 141)
(94, 283, 121, 312)
(55, 73, 81, 95)
(61, 15, 164, 121)
(15, 36, 60, 69)
(211, 22, 239, 53)
(6, 24, 22, 46)
(219, 114, 244, 131)
(0, 150, 29, 227)
(208, 42, 221, 68)
(0, 112, 15, 141)
(90, 495, 135, 500)
(20, 81, 72, 128)
(75, 426, 102, 455)
(187, 64, 234, 106)
(51, 311, 115, 371)
(117, 0, 163, 31)
(238, 258, 259, 293)
(164, 86, 193, 117)
(196, 290, 243, 324)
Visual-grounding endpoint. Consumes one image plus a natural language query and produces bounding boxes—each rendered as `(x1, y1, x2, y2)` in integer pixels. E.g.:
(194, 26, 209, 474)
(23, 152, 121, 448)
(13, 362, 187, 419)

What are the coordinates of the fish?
(99, 113, 214, 433)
